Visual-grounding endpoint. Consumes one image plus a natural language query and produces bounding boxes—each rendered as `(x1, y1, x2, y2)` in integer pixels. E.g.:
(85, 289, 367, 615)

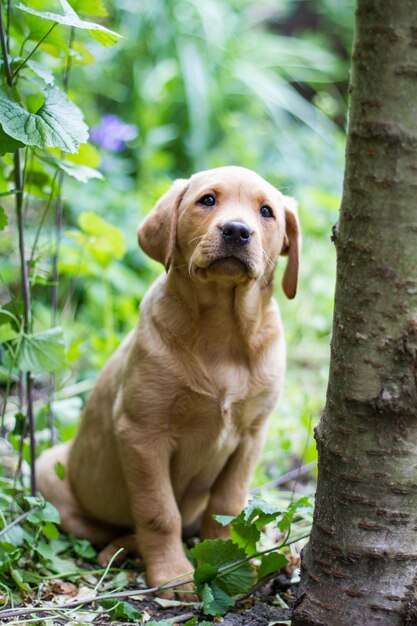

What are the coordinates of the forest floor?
(1, 564, 298, 625)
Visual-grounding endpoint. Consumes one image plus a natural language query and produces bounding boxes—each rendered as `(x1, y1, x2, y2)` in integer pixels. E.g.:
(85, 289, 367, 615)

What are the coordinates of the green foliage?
(18, 0, 122, 47)
(0, 85, 88, 153)
(17, 327, 65, 373)
(99, 598, 142, 621)
(190, 497, 311, 616)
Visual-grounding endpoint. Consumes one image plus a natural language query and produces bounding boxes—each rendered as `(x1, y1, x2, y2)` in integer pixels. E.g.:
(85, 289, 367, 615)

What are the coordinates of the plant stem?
(11, 23, 57, 81)
(0, 506, 41, 538)
(6, 0, 10, 53)
(15, 149, 37, 495)
(15, 150, 30, 331)
(0, 1, 13, 86)
(51, 178, 63, 327)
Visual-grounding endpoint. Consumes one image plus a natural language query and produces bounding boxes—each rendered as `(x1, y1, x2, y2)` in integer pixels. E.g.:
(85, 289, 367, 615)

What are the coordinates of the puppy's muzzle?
(220, 221, 252, 247)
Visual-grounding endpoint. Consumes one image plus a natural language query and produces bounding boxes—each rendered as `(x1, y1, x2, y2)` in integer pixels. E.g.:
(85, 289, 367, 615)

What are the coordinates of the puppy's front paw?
(147, 558, 197, 602)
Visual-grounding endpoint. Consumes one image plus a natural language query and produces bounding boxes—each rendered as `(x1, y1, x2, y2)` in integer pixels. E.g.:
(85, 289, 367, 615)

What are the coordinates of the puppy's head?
(138, 166, 301, 298)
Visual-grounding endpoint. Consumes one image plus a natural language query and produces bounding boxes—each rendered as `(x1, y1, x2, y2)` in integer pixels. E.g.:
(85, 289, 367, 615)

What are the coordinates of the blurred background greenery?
(1, 0, 355, 485)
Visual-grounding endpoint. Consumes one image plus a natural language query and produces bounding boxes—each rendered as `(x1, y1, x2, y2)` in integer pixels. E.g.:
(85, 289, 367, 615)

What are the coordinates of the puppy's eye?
(198, 194, 216, 207)
(260, 205, 274, 218)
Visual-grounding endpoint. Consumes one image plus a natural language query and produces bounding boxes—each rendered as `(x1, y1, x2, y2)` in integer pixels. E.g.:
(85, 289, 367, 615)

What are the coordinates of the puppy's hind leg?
(36, 442, 116, 545)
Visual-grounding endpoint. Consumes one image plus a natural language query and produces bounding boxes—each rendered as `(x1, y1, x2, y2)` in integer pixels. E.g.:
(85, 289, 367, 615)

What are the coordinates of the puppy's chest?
(175, 358, 278, 438)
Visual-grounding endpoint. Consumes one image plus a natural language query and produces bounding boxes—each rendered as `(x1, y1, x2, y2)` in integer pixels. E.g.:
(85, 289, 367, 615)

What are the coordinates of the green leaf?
(12, 412, 25, 436)
(0, 542, 21, 570)
(99, 599, 142, 622)
(0, 524, 25, 547)
(202, 582, 234, 616)
(242, 498, 282, 525)
(230, 522, 260, 556)
(54, 461, 66, 480)
(55, 159, 103, 183)
(18, 0, 122, 47)
(0, 206, 7, 230)
(10, 567, 31, 592)
(33, 542, 77, 573)
(0, 322, 18, 343)
(41, 522, 60, 540)
(72, 538, 96, 560)
(194, 563, 219, 587)
(24, 498, 60, 524)
(191, 540, 254, 596)
(27, 60, 55, 84)
(0, 126, 24, 155)
(17, 327, 65, 374)
(0, 85, 88, 153)
(258, 552, 288, 581)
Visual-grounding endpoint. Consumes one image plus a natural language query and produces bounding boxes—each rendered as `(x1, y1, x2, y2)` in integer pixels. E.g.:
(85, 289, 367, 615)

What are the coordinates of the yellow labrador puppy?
(37, 166, 300, 595)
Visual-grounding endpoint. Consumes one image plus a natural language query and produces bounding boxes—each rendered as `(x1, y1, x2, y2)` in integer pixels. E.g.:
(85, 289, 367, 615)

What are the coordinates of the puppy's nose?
(221, 221, 252, 246)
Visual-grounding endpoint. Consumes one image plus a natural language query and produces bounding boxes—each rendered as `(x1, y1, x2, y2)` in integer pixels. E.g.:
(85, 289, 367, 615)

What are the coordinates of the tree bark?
(292, 2, 417, 625)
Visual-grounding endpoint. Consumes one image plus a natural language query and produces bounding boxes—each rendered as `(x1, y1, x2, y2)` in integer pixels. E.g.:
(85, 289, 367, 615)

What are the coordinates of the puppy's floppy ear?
(280, 195, 301, 299)
(138, 178, 188, 270)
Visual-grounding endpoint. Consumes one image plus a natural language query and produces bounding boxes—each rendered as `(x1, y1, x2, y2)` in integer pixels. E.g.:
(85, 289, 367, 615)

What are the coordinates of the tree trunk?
(292, 2, 417, 625)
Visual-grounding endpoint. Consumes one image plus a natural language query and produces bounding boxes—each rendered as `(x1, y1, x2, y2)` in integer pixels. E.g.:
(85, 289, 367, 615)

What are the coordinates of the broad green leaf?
(230, 522, 260, 556)
(10, 567, 31, 592)
(41, 522, 60, 540)
(202, 582, 234, 616)
(0, 524, 25, 546)
(0, 85, 88, 153)
(72, 538, 96, 560)
(33, 542, 77, 573)
(23, 10, 70, 54)
(55, 159, 103, 183)
(258, 552, 288, 581)
(0, 126, 24, 155)
(0, 542, 22, 570)
(17, 327, 65, 374)
(147, 622, 174, 626)
(18, 0, 122, 47)
(0, 322, 18, 343)
(194, 563, 218, 587)
(99, 599, 142, 622)
(24, 497, 60, 524)
(191, 540, 253, 596)
(242, 499, 282, 525)
(12, 412, 25, 436)
(27, 60, 55, 84)
(54, 460, 66, 480)
(216, 499, 283, 554)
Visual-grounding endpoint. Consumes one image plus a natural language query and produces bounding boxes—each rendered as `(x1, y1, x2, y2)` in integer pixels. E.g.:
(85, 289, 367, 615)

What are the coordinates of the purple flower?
(90, 114, 138, 152)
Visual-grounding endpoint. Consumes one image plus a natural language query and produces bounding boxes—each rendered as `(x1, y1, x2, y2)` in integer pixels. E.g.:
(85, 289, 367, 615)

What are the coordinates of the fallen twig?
(0, 507, 40, 538)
